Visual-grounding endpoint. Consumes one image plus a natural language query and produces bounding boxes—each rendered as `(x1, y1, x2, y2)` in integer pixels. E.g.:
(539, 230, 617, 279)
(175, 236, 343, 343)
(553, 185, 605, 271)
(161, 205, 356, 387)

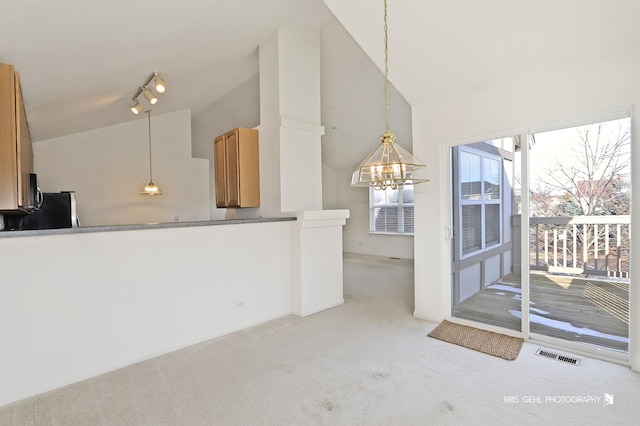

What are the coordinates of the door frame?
(440, 108, 634, 366)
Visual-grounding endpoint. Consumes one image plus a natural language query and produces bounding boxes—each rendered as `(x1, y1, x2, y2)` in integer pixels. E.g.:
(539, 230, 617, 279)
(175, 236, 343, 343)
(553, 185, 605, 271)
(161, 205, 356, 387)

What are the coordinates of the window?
(459, 147, 502, 256)
(369, 186, 414, 234)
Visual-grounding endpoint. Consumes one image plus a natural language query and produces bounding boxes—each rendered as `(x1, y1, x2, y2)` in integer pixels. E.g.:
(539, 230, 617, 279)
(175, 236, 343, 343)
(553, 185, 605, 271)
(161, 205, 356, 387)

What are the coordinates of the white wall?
(320, 19, 415, 259)
(322, 163, 337, 209)
(0, 222, 292, 406)
(33, 109, 209, 226)
(412, 36, 640, 369)
(191, 75, 260, 219)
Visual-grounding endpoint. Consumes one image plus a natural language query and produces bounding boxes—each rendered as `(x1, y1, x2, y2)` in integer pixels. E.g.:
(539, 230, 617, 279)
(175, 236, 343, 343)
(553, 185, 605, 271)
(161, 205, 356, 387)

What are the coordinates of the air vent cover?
(535, 348, 581, 366)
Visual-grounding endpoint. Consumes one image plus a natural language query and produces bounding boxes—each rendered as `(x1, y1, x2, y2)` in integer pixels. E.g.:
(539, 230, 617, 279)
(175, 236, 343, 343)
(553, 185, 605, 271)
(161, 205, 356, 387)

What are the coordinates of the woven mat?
(428, 320, 524, 360)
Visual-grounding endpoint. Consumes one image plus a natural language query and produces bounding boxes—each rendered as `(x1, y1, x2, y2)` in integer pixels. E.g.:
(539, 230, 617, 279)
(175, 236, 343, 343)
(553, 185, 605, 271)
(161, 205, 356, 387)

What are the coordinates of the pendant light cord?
(146, 110, 153, 182)
(384, 0, 390, 134)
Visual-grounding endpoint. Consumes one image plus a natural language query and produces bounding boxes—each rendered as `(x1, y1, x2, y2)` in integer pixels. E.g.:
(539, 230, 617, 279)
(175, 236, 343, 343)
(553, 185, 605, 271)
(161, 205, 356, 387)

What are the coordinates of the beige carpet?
(428, 319, 524, 360)
(2, 254, 639, 425)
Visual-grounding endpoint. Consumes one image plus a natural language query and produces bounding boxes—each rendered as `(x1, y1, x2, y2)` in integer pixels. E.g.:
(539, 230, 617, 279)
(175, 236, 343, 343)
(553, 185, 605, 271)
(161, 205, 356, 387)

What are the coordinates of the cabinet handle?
(36, 187, 43, 210)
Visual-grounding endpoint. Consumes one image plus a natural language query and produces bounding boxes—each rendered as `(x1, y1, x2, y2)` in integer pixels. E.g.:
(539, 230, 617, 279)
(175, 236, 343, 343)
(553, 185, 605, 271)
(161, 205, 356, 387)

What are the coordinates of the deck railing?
(528, 215, 630, 278)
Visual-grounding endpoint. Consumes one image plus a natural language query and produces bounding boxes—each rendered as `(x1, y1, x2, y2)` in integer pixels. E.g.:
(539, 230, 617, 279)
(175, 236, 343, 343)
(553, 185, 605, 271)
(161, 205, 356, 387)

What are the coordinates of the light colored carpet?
(428, 319, 524, 360)
(1, 253, 639, 425)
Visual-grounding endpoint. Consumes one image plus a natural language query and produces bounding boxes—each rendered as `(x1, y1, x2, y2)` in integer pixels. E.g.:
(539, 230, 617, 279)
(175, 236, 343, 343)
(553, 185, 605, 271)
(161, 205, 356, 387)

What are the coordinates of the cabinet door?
(15, 72, 33, 208)
(213, 135, 227, 208)
(225, 129, 240, 207)
(0, 64, 19, 211)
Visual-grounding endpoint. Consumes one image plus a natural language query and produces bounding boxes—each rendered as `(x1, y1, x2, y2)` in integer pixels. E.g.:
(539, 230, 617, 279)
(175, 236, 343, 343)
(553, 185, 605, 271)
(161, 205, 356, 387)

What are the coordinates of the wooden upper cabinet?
(16, 72, 33, 210)
(0, 63, 33, 213)
(213, 127, 260, 208)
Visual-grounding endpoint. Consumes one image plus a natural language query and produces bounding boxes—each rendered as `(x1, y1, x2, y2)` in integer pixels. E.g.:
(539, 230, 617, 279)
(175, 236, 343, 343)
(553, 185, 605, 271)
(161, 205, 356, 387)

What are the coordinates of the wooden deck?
(452, 273, 629, 352)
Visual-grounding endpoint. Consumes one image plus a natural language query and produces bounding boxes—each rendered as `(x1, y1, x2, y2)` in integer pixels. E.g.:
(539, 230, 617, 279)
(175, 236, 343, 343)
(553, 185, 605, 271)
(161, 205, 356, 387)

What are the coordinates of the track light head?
(130, 101, 143, 115)
(154, 76, 166, 94)
(142, 88, 158, 105)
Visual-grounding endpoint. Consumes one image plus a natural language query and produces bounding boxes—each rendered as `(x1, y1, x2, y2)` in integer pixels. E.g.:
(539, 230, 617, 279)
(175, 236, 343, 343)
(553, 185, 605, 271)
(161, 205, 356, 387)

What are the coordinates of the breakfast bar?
(0, 209, 349, 406)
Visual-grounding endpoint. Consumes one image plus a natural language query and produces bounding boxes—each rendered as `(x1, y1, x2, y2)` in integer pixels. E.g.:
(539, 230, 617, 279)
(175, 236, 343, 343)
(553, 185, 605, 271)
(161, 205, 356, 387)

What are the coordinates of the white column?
(291, 210, 350, 317)
(259, 29, 350, 317)
(258, 29, 324, 216)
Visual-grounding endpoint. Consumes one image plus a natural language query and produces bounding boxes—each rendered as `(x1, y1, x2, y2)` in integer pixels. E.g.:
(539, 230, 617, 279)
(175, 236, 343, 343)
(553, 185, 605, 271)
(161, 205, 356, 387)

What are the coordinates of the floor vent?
(535, 349, 581, 366)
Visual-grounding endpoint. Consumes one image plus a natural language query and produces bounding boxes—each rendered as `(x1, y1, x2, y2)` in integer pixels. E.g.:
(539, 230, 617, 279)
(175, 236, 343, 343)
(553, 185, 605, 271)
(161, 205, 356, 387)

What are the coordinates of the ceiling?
(323, 0, 640, 110)
(3, 0, 639, 151)
(1, 0, 334, 142)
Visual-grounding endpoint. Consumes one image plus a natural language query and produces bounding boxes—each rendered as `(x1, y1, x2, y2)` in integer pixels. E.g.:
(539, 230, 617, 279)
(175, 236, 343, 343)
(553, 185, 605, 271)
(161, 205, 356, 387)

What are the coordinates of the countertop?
(0, 217, 296, 238)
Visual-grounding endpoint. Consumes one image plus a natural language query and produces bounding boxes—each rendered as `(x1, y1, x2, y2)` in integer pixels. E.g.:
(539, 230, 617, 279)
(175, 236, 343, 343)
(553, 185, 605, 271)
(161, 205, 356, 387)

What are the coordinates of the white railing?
(529, 216, 630, 278)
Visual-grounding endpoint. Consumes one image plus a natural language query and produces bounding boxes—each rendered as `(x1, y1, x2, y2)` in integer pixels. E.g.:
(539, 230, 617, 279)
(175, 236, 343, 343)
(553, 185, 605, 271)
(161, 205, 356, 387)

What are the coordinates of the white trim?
(441, 127, 528, 150)
(521, 133, 531, 339)
(527, 108, 632, 135)
(369, 231, 414, 237)
(457, 145, 504, 260)
(279, 116, 325, 135)
(445, 316, 523, 339)
(440, 140, 454, 319)
(629, 104, 639, 372)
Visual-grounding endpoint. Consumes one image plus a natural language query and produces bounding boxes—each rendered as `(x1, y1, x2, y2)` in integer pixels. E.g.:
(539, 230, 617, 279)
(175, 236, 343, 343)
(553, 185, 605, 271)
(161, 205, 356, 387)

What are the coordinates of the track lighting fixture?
(130, 101, 143, 115)
(130, 71, 166, 115)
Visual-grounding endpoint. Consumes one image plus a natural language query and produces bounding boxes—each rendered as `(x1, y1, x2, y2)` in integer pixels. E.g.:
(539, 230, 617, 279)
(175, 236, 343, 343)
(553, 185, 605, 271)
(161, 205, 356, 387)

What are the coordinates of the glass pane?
(386, 188, 399, 204)
(529, 116, 631, 352)
(460, 151, 481, 200)
(483, 157, 501, 200)
(485, 204, 500, 246)
(372, 206, 398, 232)
(402, 186, 414, 203)
(452, 138, 520, 334)
(371, 188, 386, 205)
(403, 206, 414, 233)
(462, 205, 481, 255)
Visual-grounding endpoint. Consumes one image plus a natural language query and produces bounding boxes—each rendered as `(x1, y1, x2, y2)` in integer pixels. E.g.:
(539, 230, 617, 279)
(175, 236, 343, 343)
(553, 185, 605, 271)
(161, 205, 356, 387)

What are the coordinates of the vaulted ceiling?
(3, 0, 639, 152)
(323, 0, 640, 110)
(1, 0, 333, 142)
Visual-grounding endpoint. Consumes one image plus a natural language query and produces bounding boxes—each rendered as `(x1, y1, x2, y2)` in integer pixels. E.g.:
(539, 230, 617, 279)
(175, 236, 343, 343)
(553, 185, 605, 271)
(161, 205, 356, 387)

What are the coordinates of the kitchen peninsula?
(0, 209, 350, 406)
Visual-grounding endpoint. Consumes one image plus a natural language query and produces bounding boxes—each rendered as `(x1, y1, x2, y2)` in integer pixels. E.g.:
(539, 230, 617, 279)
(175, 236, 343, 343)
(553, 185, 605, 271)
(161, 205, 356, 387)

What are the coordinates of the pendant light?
(141, 110, 162, 195)
(351, 0, 429, 190)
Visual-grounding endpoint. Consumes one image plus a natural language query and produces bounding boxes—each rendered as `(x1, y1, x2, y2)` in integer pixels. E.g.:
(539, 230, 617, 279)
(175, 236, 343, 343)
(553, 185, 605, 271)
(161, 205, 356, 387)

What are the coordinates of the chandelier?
(351, 0, 429, 190)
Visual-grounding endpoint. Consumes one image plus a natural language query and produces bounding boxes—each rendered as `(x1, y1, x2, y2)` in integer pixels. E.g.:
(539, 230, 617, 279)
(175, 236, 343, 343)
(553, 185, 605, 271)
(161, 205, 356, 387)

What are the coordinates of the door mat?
(428, 320, 524, 360)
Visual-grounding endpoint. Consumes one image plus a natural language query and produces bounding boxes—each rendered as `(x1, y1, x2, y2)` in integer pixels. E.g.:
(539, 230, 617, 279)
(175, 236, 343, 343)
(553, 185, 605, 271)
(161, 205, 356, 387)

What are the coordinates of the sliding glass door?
(528, 116, 631, 353)
(450, 112, 631, 357)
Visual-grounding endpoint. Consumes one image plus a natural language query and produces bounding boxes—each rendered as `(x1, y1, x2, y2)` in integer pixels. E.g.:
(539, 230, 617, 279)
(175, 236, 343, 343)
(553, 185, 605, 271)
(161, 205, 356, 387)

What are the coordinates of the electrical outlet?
(174, 215, 179, 222)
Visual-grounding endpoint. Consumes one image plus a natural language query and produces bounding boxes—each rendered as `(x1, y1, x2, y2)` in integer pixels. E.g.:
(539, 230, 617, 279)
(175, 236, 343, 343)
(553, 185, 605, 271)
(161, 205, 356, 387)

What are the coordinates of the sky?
(508, 117, 631, 197)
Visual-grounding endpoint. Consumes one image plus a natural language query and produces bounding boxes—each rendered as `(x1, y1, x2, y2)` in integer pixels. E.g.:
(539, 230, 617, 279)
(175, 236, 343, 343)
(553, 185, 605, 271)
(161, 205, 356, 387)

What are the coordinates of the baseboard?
(292, 299, 345, 318)
(413, 310, 442, 324)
